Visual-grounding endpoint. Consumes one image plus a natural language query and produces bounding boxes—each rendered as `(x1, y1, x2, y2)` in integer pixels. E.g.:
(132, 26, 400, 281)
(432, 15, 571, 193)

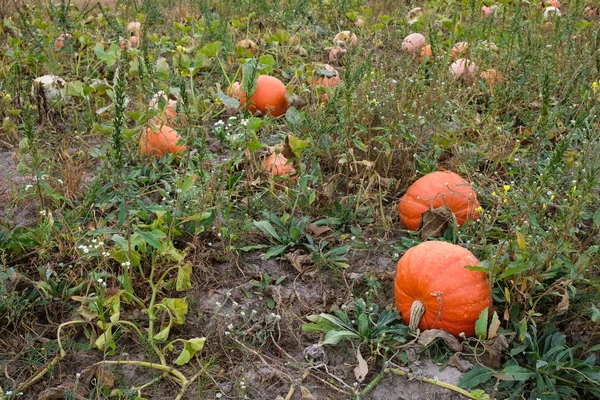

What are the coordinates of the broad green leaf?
(475, 307, 489, 340)
(66, 80, 84, 97)
(494, 365, 535, 382)
(323, 330, 360, 345)
(176, 264, 192, 291)
(160, 239, 186, 262)
(162, 298, 189, 325)
(199, 41, 221, 58)
(175, 337, 206, 365)
(216, 90, 240, 108)
(458, 367, 495, 389)
(253, 220, 281, 242)
(178, 174, 197, 192)
(136, 229, 166, 249)
(590, 304, 600, 322)
(265, 244, 290, 259)
(95, 325, 113, 350)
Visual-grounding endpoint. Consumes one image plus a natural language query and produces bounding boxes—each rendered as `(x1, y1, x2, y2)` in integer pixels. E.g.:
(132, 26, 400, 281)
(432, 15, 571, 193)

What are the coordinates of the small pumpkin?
(450, 58, 478, 82)
(229, 75, 288, 117)
(307, 64, 341, 88)
(149, 91, 178, 123)
(54, 33, 73, 50)
(394, 241, 492, 338)
(333, 30, 358, 46)
(398, 170, 480, 231)
(262, 153, 295, 177)
(328, 46, 347, 63)
(418, 44, 433, 64)
(451, 42, 469, 59)
(236, 39, 258, 56)
(402, 33, 426, 54)
(139, 124, 186, 158)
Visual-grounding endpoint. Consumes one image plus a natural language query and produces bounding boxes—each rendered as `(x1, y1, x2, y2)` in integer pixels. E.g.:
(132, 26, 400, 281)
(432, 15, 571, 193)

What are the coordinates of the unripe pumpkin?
(398, 171, 480, 231)
(394, 241, 492, 338)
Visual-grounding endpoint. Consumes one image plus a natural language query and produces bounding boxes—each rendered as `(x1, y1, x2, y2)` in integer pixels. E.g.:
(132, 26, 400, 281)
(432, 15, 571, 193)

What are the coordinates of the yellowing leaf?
(516, 231, 526, 250)
(488, 311, 501, 339)
(176, 264, 193, 291)
(162, 298, 189, 325)
(175, 337, 206, 365)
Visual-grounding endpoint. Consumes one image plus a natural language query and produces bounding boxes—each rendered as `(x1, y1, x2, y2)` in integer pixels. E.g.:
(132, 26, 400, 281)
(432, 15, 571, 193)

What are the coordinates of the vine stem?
(387, 368, 480, 399)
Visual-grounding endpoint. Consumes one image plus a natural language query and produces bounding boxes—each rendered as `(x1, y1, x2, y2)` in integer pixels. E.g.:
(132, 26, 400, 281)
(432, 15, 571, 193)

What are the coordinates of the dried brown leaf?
(284, 250, 314, 274)
(354, 347, 369, 382)
(307, 223, 333, 239)
(300, 386, 314, 400)
(556, 289, 569, 314)
(81, 364, 115, 389)
(483, 332, 516, 368)
(448, 352, 473, 372)
(488, 311, 501, 339)
(419, 206, 457, 239)
(417, 329, 463, 352)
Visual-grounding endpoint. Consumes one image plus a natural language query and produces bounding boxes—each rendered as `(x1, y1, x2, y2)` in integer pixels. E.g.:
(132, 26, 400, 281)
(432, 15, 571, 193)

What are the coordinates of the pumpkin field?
(1, 0, 600, 398)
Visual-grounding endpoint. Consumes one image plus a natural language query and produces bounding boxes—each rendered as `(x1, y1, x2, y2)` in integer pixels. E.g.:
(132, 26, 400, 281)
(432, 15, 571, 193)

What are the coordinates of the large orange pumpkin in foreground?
(139, 124, 186, 157)
(394, 241, 491, 337)
(398, 171, 480, 231)
(230, 75, 288, 117)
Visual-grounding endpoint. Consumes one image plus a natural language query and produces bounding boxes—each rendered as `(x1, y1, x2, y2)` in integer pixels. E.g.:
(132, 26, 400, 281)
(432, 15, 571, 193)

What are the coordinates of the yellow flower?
(476, 206, 484, 214)
(503, 185, 510, 193)
(491, 191, 497, 197)
(176, 45, 188, 53)
(593, 81, 599, 94)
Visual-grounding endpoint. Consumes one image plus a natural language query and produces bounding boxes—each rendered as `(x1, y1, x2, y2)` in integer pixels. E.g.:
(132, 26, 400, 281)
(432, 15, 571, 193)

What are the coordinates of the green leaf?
(458, 367, 495, 389)
(178, 174, 197, 192)
(154, 325, 171, 340)
(199, 41, 221, 57)
(66, 80, 84, 97)
(323, 330, 360, 345)
(175, 337, 206, 365)
(494, 365, 535, 382)
(590, 304, 600, 322)
(475, 307, 489, 340)
(265, 244, 290, 259)
(136, 229, 166, 250)
(593, 209, 600, 229)
(162, 298, 189, 325)
(253, 220, 282, 242)
(176, 264, 192, 291)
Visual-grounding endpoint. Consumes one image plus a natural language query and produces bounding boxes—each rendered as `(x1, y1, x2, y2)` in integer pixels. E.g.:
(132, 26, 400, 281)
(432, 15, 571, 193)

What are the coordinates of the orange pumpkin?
(394, 241, 492, 337)
(230, 75, 288, 117)
(418, 44, 433, 64)
(262, 153, 295, 177)
(139, 124, 186, 157)
(307, 64, 341, 88)
(398, 171, 480, 231)
(333, 30, 358, 46)
(236, 39, 258, 56)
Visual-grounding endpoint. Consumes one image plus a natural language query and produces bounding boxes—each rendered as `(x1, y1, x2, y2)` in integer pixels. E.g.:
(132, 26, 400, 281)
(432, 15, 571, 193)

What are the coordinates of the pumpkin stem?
(409, 300, 425, 331)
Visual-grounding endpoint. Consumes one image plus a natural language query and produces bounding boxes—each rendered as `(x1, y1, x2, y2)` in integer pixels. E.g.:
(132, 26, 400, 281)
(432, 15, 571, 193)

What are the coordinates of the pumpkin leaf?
(417, 329, 462, 352)
(458, 366, 495, 389)
(162, 298, 188, 325)
(176, 264, 192, 291)
(516, 231, 526, 250)
(475, 307, 489, 340)
(419, 206, 456, 239)
(175, 337, 206, 365)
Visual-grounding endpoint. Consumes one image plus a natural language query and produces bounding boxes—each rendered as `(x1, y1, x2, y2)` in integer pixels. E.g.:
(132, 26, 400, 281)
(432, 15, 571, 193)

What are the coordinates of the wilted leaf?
(175, 337, 206, 365)
(354, 347, 369, 382)
(417, 329, 462, 352)
(307, 223, 333, 239)
(176, 264, 193, 291)
(162, 298, 189, 325)
(448, 352, 473, 372)
(488, 311, 501, 339)
(285, 249, 314, 274)
(556, 289, 569, 314)
(300, 386, 314, 400)
(38, 379, 77, 400)
(81, 364, 115, 389)
(419, 206, 457, 239)
(516, 231, 526, 250)
(482, 332, 515, 368)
